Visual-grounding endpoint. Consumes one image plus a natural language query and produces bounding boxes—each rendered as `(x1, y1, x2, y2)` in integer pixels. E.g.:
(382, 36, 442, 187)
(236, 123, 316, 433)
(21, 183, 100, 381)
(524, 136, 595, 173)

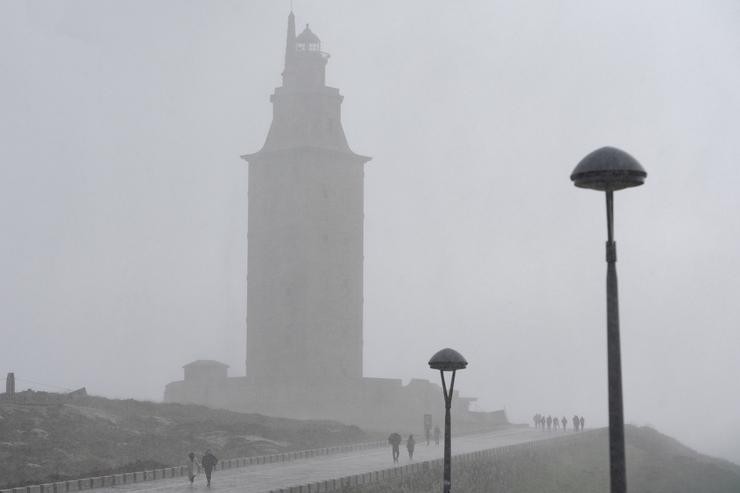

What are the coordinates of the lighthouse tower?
(165, 13, 502, 431)
(241, 13, 370, 389)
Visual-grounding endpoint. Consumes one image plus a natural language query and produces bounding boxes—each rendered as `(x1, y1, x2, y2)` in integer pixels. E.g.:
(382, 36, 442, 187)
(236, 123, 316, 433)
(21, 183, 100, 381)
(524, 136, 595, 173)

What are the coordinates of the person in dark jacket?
(388, 433, 402, 463)
(201, 449, 218, 487)
(561, 416, 567, 431)
(579, 415, 585, 431)
(406, 435, 416, 460)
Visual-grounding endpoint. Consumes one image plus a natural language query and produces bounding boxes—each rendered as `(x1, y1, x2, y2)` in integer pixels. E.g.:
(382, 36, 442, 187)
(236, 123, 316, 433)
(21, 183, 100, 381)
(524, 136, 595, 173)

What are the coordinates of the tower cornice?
(241, 146, 371, 164)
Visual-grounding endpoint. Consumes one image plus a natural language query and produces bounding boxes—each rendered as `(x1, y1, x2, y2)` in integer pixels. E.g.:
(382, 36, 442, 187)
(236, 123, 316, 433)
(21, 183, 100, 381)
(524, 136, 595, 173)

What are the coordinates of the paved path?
(97, 428, 556, 493)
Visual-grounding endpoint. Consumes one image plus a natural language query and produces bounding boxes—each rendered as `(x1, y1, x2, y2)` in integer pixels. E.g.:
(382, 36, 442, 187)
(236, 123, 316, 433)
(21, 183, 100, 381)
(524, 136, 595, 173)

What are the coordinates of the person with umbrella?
(388, 432, 401, 463)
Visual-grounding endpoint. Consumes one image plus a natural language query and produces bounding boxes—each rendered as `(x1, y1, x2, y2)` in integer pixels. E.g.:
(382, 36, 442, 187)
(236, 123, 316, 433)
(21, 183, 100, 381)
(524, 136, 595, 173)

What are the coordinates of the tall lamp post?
(428, 348, 468, 493)
(570, 146, 647, 493)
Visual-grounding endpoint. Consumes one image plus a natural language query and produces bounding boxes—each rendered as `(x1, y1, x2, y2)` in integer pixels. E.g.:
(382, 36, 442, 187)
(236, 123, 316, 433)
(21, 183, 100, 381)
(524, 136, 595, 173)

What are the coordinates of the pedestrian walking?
(546, 415, 552, 431)
(434, 426, 441, 446)
(388, 432, 402, 463)
(533, 413, 539, 429)
(561, 416, 567, 431)
(186, 452, 200, 485)
(580, 415, 585, 431)
(553, 416, 559, 430)
(573, 415, 580, 432)
(406, 434, 416, 460)
(201, 449, 218, 487)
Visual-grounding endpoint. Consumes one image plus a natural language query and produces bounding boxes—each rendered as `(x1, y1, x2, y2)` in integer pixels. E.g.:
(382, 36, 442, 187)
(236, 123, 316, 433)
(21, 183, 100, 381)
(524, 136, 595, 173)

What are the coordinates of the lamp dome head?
(570, 146, 647, 191)
(428, 348, 468, 371)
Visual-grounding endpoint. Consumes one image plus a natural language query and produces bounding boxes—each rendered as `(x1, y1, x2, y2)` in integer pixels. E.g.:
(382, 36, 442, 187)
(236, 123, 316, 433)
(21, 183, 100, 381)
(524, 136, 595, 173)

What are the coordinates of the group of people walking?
(424, 425, 442, 447)
(533, 414, 586, 432)
(185, 426, 437, 483)
(388, 433, 415, 463)
(186, 450, 218, 487)
(388, 426, 441, 463)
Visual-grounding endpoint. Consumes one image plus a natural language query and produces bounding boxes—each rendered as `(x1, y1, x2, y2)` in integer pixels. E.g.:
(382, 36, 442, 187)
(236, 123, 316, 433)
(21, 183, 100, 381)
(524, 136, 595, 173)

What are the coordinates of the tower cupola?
(296, 24, 321, 52)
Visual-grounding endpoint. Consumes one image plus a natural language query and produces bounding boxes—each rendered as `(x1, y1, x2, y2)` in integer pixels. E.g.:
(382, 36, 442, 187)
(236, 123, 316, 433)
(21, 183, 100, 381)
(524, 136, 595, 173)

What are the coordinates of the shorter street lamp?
(570, 146, 647, 493)
(429, 348, 468, 493)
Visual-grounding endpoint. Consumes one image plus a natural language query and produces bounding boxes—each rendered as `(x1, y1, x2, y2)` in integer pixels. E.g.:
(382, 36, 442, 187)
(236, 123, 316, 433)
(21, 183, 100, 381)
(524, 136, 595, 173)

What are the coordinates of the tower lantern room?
(283, 17, 329, 90)
(296, 24, 321, 52)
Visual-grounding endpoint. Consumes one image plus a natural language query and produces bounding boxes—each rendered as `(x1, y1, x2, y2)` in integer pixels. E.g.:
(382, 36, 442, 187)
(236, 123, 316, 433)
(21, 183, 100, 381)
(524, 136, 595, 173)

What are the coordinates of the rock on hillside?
(0, 395, 368, 488)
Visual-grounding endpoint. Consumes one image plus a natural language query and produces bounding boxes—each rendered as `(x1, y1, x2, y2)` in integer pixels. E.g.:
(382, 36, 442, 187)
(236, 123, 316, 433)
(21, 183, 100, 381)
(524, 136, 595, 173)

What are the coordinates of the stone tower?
(241, 13, 370, 388)
(166, 14, 503, 431)
(5, 372, 14, 396)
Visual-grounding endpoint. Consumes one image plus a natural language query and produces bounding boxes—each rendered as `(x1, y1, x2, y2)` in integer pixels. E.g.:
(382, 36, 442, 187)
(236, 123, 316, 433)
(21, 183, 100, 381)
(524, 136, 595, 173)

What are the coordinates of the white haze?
(1, 0, 739, 464)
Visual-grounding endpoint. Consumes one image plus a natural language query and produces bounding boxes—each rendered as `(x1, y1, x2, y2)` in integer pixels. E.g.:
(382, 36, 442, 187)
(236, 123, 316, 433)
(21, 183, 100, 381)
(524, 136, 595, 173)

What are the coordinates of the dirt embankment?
(0, 395, 368, 488)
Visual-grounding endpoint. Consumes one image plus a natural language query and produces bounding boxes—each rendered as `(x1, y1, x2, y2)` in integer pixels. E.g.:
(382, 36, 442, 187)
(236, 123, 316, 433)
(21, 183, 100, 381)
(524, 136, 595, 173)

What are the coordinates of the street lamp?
(570, 146, 647, 493)
(429, 347, 468, 493)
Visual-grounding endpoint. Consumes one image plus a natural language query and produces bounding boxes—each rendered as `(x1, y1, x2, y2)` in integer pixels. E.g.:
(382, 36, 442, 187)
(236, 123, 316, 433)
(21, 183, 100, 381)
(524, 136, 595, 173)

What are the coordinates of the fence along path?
(55, 428, 577, 493)
(264, 430, 595, 493)
(3, 428, 592, 493)
(0, 439, 387, 493)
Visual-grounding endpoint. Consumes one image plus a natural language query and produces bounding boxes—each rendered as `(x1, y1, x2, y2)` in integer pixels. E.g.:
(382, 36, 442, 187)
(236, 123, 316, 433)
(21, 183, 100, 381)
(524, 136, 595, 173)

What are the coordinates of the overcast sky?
(1, 0, 739, 464)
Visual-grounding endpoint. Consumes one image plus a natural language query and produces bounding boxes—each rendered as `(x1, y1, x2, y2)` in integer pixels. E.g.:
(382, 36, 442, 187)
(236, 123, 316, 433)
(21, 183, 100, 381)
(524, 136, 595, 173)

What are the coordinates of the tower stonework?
(242, 14, 369, 387)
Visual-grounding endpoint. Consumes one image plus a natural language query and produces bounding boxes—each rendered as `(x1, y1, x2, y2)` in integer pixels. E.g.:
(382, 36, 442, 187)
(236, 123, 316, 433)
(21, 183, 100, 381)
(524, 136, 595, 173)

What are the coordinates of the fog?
(1, 0, 739, 465)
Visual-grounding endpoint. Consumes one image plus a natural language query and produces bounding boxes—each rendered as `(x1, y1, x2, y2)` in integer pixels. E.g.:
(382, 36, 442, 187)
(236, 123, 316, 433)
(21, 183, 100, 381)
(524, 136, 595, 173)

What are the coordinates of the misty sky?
(1, 1, 739, 464)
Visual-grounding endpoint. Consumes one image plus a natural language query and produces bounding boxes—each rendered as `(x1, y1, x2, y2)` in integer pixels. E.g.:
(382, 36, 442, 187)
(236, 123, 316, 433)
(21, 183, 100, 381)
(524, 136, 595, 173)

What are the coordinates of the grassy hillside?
(346, 426, 740, 493)
(0, 395, 368, 488)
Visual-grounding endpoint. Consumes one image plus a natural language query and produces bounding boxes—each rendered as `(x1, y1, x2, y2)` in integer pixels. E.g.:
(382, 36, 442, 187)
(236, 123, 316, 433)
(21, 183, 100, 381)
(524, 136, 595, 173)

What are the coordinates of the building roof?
(183, 360, 229, 369)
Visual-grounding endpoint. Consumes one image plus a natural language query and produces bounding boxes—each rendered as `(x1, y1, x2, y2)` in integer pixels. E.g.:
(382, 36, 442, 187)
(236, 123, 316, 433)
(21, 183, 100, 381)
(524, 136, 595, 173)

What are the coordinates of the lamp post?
(570, 146, 647, 493)
(428, 347, 468, 493)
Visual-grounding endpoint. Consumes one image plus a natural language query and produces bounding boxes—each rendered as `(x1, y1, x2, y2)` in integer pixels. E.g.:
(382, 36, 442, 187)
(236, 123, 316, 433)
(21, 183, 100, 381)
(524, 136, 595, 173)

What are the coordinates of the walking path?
(96, 428, 559, 493)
